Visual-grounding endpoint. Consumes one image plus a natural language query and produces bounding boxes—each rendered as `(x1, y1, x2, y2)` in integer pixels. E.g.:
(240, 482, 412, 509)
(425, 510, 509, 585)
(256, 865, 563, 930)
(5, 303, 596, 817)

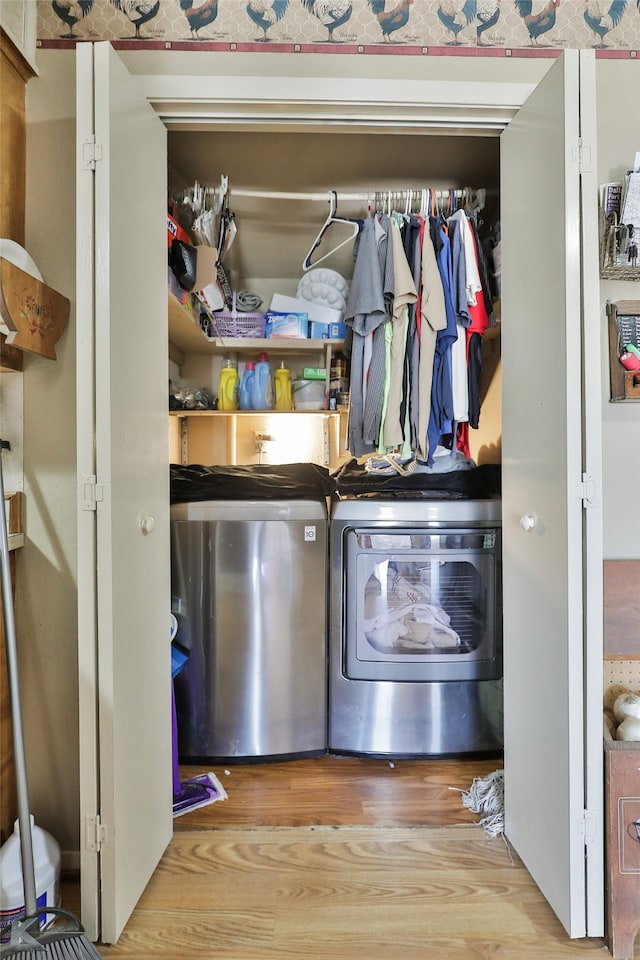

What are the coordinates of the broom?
(0, 441, 103, 959)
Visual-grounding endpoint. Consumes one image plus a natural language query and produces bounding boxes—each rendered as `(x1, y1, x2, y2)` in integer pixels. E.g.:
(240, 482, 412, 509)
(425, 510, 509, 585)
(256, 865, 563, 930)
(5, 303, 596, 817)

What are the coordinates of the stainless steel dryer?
(329, 496, 503, 758)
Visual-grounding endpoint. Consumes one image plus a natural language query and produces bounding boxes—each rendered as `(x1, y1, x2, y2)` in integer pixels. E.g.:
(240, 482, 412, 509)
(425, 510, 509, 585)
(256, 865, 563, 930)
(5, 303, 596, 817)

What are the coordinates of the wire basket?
(208, 293, 265, 339)
(600, 210, 640, 281)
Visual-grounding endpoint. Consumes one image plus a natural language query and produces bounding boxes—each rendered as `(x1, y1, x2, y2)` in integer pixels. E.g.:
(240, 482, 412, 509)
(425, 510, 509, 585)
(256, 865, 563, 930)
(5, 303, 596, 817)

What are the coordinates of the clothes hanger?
(216, 175, 237, 262)
(403, 189, 411, 219)
(217, 175, 229, 260)
(302, 190, 361, 271)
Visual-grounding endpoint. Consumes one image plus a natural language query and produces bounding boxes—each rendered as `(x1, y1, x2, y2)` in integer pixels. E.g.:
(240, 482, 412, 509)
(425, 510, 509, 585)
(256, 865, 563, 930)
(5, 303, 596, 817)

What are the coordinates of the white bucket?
(0, 816, 61, 942)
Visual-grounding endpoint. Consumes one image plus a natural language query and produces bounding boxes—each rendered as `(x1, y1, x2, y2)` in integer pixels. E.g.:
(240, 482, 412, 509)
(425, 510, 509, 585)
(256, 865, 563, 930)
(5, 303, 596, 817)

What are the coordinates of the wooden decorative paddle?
(0, 258, 70, 360)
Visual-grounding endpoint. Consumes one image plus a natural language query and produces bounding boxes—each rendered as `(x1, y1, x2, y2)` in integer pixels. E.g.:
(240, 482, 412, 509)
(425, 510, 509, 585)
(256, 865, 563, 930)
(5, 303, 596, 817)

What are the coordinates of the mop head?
(459, 769, 505, 838)
(173, 771, 227, 818)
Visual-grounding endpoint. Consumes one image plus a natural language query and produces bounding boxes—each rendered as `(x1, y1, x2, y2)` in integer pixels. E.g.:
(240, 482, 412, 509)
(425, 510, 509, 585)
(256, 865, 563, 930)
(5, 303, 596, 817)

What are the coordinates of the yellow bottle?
(217, 359, 239, 410)
(274, 362, 293, 411)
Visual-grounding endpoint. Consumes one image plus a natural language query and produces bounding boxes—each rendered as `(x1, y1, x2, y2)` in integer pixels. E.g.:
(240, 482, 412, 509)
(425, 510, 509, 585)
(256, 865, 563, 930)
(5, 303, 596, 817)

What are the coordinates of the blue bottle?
(239, 362, 255, 410)
(251, 352, 274, 410)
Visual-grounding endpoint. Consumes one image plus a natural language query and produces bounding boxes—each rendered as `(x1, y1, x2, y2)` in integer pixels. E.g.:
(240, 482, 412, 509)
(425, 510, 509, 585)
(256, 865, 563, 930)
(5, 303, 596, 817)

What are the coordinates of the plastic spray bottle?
(274, 361, 293, 411)
(217, 359, 239, 410)
(251, 352, 274, 410)
(239, 361, 255, 410)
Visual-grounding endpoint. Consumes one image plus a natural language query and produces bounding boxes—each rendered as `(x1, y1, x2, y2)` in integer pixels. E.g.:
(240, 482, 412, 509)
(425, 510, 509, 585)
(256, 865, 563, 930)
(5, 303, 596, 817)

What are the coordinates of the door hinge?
(577, 472, 597, 509)
(81, 135, 103, 171)
(572, 139, 593, 174)
(81, 475, 104, 512)
(578, 811, 597, 845)
(85, 814, 108, 853)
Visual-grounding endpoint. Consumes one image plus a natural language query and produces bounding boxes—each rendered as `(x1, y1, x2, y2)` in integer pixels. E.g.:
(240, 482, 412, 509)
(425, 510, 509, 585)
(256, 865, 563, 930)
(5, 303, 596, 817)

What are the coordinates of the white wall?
(22, 49, 78, 861)
(597, 60, 640, 560)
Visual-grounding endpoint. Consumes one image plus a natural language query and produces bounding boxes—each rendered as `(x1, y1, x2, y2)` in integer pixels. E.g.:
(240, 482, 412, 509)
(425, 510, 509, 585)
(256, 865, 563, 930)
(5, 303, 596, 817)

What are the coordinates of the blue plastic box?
(308, 321, 348, 340)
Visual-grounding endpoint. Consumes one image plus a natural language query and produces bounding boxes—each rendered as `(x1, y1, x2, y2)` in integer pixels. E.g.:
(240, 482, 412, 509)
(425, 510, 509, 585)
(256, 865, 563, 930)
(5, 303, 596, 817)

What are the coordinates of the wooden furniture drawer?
(605, 736, 640, 960)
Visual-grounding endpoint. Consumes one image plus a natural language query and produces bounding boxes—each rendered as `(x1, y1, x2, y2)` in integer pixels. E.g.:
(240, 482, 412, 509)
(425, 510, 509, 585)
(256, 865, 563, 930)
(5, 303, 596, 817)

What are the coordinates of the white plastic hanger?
(302, 190, 360, 271)
(217, 175, 237, 261)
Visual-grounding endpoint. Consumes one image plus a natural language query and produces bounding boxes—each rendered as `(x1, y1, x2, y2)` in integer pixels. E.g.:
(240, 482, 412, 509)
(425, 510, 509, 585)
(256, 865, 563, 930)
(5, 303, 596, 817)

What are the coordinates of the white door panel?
(578, 50, 604, 938)
(76, 41, 100, 943)
(501, 49, 589, 937)
(78, 41, 171, 944)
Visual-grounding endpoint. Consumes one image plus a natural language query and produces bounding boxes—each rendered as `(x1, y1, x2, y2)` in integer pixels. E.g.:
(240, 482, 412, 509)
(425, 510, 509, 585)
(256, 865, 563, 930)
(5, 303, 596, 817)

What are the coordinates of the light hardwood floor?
(68, 756, 635, 959)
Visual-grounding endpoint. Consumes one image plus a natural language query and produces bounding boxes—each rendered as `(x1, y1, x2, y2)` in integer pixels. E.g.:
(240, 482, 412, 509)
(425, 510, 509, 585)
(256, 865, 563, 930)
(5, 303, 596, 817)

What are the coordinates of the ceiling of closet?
(168, 130, 500, 284)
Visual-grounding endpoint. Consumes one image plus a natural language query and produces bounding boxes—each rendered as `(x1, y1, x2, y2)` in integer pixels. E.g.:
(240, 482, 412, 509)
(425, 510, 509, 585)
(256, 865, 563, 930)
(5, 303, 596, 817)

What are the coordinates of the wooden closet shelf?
(207, 337, 346, 352)
(169, 408, 345, 417)
(168, 292, 344, 356)
(0, 259, 69, 361)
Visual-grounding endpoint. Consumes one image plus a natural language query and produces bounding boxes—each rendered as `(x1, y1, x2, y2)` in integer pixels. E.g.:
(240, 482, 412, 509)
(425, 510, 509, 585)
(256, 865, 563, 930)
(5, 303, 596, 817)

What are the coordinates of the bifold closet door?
(76, 41, 172, 945)
(500, 49, 602, 939)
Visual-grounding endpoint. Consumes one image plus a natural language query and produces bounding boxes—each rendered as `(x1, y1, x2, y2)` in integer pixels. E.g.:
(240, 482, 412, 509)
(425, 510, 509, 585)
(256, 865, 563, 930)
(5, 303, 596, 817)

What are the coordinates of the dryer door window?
(344, 528, 502, 682)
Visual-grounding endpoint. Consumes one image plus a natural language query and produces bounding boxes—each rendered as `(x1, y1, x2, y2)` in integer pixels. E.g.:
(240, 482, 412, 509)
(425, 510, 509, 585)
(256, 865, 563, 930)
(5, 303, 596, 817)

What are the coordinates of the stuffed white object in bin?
(613, 691, 640, 740)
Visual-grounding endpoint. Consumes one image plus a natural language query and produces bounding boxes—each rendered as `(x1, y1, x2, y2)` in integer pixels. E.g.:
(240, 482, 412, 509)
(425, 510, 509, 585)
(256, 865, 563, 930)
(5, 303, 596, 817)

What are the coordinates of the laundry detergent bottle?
(0, 816, 61, 943)
(239, 361, 255, 410)
(251, 352, 274, 410)
(274, 361, 293, 411)
(217, 359, 239, 410)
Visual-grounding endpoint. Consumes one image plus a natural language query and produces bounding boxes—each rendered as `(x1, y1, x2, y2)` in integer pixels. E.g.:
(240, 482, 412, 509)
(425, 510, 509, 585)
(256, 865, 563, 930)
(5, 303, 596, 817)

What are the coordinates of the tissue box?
(270, 293, 344, 326)
(309, 321, 348, 340)
(265, 311, 309, 339)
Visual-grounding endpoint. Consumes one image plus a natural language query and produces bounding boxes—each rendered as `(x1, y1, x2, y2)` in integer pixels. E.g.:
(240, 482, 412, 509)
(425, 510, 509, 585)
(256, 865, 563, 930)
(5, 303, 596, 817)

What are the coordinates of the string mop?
(456, 769, 505, 838)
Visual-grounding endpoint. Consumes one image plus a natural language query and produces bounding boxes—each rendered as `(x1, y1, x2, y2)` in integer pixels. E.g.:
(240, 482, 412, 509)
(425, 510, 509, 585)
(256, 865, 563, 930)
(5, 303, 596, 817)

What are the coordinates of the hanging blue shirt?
(425, 218, 458, 464)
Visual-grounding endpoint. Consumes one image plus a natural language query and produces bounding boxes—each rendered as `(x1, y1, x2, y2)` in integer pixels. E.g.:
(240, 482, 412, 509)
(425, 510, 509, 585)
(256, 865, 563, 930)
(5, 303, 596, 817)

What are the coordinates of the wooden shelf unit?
(0, 258, 69, 361)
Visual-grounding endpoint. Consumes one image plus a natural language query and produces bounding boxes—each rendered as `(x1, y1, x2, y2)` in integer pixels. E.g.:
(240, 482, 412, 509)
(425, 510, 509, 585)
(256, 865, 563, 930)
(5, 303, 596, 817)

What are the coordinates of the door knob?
(520, 514, 536, 532)
(139, 515, 155, 535)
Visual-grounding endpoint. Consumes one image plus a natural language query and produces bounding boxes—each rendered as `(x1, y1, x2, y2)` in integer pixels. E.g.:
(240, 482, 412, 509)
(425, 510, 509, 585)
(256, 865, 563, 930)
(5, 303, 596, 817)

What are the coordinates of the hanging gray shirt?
(344, 217, 387, 457)
(362, 215, 394, 448)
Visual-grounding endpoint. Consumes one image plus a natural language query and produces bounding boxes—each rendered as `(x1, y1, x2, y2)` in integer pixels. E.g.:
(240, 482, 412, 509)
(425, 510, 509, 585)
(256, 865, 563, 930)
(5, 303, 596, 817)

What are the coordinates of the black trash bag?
(170, 238, 198, 291)
(332, 459, 501, 500)
(170, 462, 337, 503)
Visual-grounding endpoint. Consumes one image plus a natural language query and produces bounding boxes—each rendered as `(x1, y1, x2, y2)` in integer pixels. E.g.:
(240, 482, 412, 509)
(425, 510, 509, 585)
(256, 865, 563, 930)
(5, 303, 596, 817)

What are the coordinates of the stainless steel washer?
(329, 496, 503, 758)
(172, 499, 327, 762)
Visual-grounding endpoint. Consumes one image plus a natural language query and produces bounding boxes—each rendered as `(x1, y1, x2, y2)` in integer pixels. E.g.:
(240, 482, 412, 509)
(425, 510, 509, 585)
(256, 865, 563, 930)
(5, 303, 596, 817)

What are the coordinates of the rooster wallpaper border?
(37, 1, 640, 57)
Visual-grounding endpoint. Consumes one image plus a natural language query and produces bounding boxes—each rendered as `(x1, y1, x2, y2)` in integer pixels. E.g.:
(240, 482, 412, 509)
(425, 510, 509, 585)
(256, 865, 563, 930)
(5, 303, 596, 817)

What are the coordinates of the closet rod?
(230, 189, 359, 201)
(228, 188, 473, 202)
